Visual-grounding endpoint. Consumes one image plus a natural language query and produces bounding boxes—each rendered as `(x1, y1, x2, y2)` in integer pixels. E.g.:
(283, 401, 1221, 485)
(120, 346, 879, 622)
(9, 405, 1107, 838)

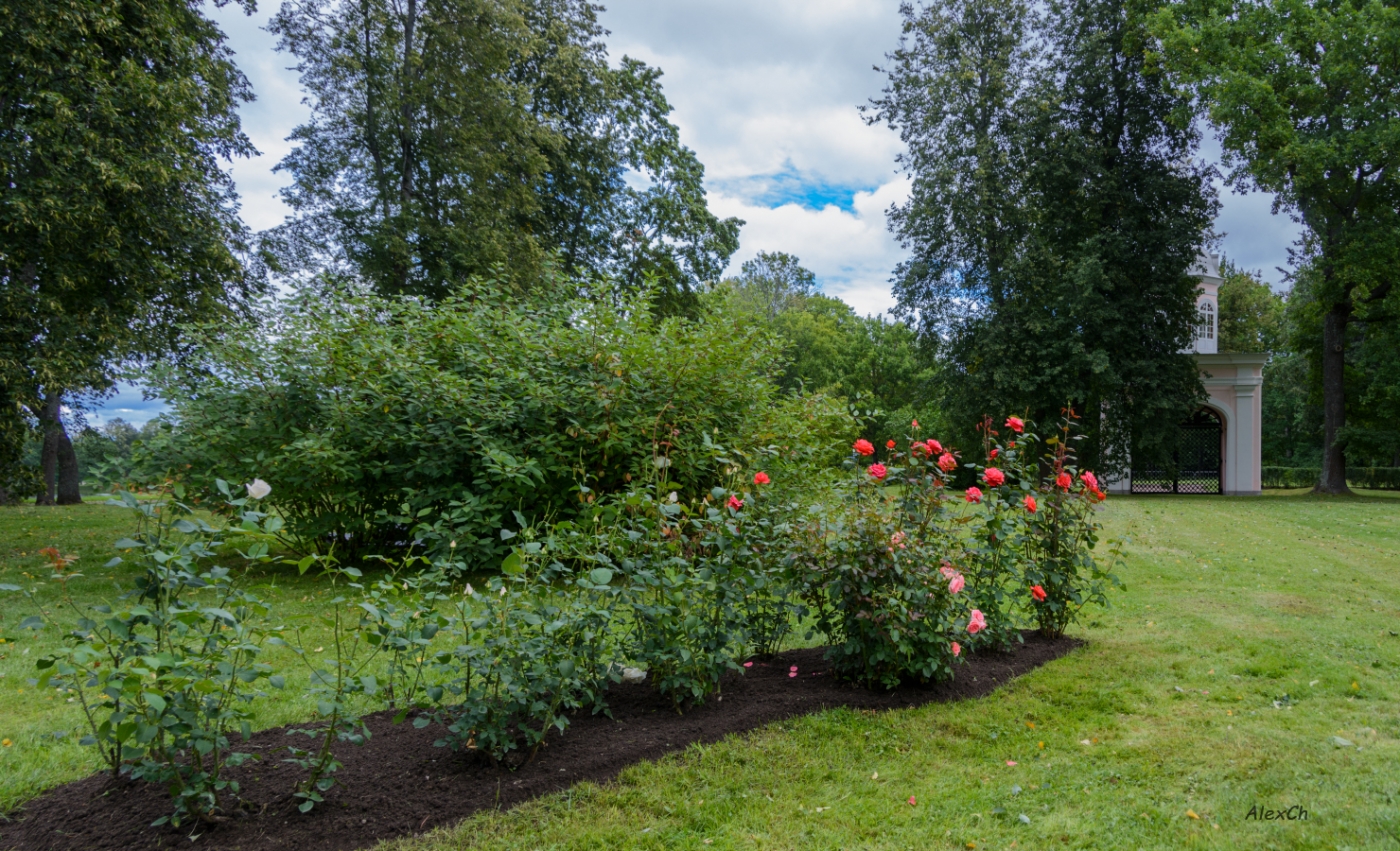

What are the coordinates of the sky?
(94, 0, 1302, 427)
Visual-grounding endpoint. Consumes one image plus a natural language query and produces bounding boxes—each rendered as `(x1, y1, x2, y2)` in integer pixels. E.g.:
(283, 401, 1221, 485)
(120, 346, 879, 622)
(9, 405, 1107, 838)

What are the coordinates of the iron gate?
(1130, 409, 1223, 494)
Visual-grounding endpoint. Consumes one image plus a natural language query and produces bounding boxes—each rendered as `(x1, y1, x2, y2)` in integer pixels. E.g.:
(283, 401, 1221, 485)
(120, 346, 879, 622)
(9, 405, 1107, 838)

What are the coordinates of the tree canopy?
(872, 0, 1217, 473)
(266, 0, 741, 306)
(0, 0, 261, 499)
(1152, 0, 1400, 491)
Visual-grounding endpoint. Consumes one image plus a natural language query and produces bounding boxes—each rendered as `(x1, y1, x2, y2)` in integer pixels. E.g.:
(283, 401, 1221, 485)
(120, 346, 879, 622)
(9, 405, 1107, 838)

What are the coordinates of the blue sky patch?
(714, 162, 877, 213)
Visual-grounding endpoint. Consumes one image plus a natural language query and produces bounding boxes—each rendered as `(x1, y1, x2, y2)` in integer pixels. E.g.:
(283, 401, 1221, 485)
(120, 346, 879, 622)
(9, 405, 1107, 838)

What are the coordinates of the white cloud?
(209, 4, 307, 232)
(713, 178, 910, 317)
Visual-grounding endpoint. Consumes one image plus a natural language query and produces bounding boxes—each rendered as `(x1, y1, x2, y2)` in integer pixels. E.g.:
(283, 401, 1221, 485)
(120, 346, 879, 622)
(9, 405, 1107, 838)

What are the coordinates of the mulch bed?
(0, 634, 1079, 851)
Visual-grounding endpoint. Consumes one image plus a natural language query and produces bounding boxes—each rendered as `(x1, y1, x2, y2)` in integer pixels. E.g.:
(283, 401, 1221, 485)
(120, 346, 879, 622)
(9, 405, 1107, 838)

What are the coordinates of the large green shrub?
(143, 278, 811, 565)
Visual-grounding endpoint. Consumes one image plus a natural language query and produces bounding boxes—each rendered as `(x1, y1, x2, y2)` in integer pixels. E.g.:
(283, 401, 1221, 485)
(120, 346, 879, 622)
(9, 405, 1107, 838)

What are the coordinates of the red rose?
(1005, 416, 1024, 433)
(938, 453, 958, 472)
(1055, 472, 1071, 490)
(868, 463, 888, 481)
(1023, 495, 1037, 512)
(1031, 584, 1047, 602)
(753, 471, 771, 485)
(911, 419, 920, 430)
(983, 467, 1006, 487)
(926, 439, 943, 454)
(912, 442, 931, 457)
(854, 439, 875, 456)
(1093, 488, 1107, 501)
(964, 486, 983, 503)
(886, 439, 896, 449)
(989, 448, 999, 459)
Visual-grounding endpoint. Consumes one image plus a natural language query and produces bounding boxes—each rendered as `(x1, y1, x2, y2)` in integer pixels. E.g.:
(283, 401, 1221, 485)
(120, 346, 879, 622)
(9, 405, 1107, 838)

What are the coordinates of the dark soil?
(0, 634, 1079, 851)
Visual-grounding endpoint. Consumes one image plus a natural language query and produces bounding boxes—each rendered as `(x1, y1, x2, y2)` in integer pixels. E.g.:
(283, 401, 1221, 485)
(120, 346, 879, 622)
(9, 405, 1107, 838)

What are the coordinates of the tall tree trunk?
(57, 427, 83, 504)
(1316, 302, 1350, 494)
(37, 391, 61, 505)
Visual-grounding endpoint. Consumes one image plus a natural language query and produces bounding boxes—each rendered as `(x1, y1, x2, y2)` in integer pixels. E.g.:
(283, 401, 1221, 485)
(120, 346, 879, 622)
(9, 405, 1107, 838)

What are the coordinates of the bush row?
(1262, 466, 1400, 490)
(7, 415, 1120, 826)
(127, 278, 855, 567)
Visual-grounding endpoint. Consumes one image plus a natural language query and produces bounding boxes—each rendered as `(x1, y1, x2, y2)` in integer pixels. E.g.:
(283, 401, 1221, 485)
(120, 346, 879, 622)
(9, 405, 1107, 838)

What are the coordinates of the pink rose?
(1023, 495, 1037, 513)
(967, 609, 987, 634)
(1005, 416, 1024, 433)
(1080, 470, 1099, 491)
(938, 452, 957, 472)
(753, 471, 771, 485)
(927, 439, 943, 454)
(853, 439, 875, 456)
(964, 486, 983, 503)
(868, 463, 888, 481)
(911, 419, 920, 430)
(890, 531, 907, 549)
(950, 641, 961, 657)
(948, 572, 965, 594)
(939, 562, 958, 579)
(727, 495, 744, 510)
(983, 467, 1005, 487)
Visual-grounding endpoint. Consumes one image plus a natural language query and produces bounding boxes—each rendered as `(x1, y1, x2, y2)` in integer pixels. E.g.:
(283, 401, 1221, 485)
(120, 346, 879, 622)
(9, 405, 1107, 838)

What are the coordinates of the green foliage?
(0, 0, 260, 467)
(1216, 260, 1285, 354)
(266, 0, 740, 306)
(978, 415, 1123, 638)
(1261, 353, 1323, 467)
(873, 0, 1217, 475)
(1261, 466, 1320, 489)
(717, 255, 944, 443)
(1152, 0, 1400, 491)
(6, 484, 285, 827)
(1262, 466, 1400, 490)
(422, 544, 620, 764)
(795, 449, 965, 689)
(142, 278, 790, 564)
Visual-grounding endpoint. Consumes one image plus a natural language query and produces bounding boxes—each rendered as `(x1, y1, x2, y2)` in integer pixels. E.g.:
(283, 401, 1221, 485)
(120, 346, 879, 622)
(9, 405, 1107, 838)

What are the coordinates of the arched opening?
(1130, 407, 1224, 494)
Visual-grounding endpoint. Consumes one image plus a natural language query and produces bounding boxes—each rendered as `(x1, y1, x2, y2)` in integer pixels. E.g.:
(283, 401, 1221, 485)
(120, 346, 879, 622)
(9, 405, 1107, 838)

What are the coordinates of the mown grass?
(3, 493, 1399, 850)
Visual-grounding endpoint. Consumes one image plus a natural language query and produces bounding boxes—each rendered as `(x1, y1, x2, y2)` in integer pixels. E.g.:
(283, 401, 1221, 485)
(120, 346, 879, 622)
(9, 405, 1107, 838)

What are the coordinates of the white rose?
(246, 478, 271, 500)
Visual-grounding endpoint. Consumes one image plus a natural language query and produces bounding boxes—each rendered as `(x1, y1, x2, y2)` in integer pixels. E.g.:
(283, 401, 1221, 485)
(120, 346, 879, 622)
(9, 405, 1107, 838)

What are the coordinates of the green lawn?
(3, 493, 1399, 849)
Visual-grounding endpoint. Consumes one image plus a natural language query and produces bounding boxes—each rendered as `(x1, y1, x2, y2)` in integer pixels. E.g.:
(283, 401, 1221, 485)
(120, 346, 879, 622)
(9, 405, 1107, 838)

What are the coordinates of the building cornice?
(1195, 352, 1269, 367)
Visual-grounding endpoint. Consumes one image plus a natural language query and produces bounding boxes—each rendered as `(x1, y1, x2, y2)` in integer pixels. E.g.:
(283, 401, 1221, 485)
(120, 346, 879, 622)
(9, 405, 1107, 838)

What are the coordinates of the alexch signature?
(1246, 804, 1308, 821)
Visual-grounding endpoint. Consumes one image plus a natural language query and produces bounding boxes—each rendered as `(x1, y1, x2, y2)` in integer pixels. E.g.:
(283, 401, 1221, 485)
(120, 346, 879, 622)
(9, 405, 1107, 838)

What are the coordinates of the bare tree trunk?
(1316, 303, 1350, 494)
(37, 391, 61, 505)
(57, 427, 82, 504)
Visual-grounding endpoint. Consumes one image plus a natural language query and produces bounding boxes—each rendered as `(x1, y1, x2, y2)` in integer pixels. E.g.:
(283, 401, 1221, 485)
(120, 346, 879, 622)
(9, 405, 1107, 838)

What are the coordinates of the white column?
(1233, 385, 1256, 495)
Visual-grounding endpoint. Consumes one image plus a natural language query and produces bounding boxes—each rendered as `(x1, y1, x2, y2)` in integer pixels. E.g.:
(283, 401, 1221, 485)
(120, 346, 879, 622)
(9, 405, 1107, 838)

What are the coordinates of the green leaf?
(501, 551, 524, 575)
(113, 538, 141, 550)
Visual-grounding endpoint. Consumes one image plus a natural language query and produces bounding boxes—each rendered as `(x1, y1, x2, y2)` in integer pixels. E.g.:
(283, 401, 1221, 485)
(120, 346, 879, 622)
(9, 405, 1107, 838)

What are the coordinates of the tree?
(866, 0, 1037, 331)
(874, 0, 1217, 473)
(1153, 0, 1400, 492)
(719, 251, 942, 442)
(267, 0, 740, 306)
(0, 0, 260, 502)
(724, 251, 818, 319)
(1217, 259, 1285, 353)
